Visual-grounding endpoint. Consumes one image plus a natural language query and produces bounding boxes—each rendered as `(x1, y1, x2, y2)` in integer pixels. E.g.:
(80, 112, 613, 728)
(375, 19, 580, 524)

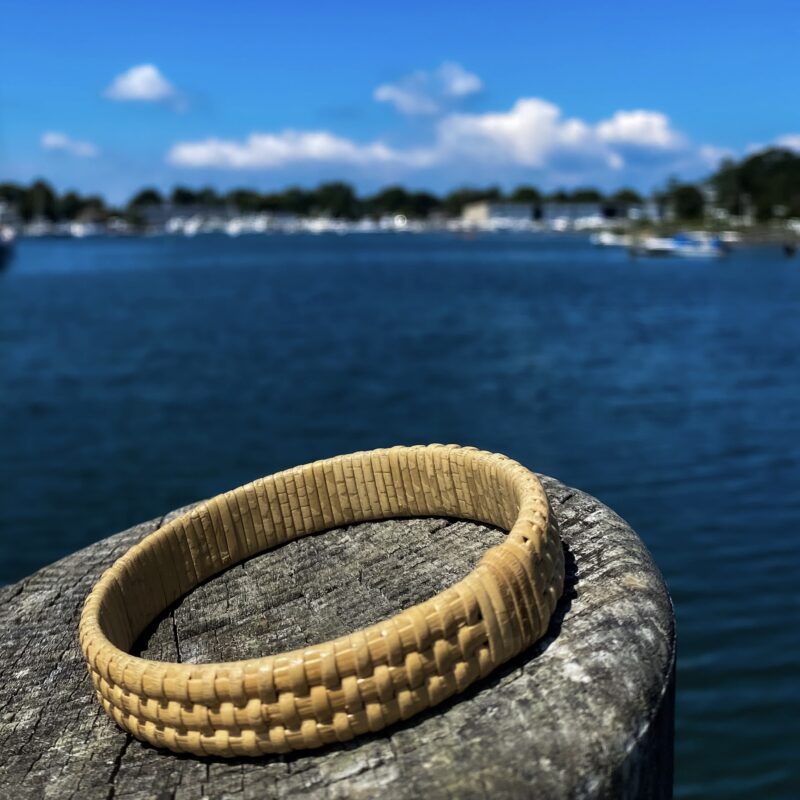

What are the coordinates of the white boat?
(590, 231, 632, 247)
(633, 236, 675, 256)
(632, 233, 725, 258)
(68, 221, 103, 238)
(672, 235, 726, 258)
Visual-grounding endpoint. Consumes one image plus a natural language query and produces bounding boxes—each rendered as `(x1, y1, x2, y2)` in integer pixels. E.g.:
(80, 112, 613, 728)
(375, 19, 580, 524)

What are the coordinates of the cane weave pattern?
(80, 445, 564, 756)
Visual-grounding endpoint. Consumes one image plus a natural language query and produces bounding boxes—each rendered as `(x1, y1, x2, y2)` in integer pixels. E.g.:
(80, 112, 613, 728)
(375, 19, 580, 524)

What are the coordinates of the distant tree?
(58, 191, 84, 220)
(275, 187, 314, 216)
(711, 158, 743, 215)
(710, 147, 800, 220)
(510, 185, 541, 204)
(312, 182, 361, 219)
(610, 188, 643, 205)
(407, 191, 441, 219)
(225, 188, 262, 212)
(128, 188, 163, 208)
(256, 191, 283, 213)
(196, 186, 222, 207)
(20, 180, 58, 221)
(0, 182, 25, 209)
(548, 189, 570, 203)
(364, 186, 443, 219)
(670, 184, 705, 220)
(365, 186, 412, 217)
(569, 187, 604, 203)
(58, 192, 106, 221)
(125, 188, 162, 229)
(171, 186, 199, 206)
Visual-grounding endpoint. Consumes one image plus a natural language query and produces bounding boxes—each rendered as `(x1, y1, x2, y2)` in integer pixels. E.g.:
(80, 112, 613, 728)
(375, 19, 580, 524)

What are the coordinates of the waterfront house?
(461, 201, 534, 229)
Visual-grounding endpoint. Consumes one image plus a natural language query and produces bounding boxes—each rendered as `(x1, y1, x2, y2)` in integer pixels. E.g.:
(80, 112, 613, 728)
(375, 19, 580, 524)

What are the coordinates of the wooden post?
(0, 476, 674, 799)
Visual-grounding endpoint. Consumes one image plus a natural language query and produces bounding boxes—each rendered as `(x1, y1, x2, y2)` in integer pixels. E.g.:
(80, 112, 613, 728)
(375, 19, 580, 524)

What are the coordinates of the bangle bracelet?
(80, 445, 564, 757)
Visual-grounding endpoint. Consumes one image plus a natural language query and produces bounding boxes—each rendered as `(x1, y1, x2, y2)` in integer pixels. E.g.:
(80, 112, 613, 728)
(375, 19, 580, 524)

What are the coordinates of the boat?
(631, 232, 725, 258)
(590, 231, 632, 247)
(671, 233, 726, 258)
(630, 236, 676, 256)
(67, 221, 103, 238)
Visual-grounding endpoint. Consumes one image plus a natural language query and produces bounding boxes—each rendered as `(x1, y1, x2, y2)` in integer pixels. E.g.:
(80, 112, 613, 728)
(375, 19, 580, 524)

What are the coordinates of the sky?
(2, 0, 799, 204)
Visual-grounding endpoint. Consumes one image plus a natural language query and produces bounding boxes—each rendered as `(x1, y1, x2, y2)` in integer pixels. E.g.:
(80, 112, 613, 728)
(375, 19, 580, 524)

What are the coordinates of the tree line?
(0, 180, 645, 223)
(2, 146, 799, 224)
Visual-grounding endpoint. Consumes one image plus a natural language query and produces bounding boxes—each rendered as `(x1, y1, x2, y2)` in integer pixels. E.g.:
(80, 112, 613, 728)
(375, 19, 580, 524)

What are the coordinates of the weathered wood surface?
(0, 477, 675, 799)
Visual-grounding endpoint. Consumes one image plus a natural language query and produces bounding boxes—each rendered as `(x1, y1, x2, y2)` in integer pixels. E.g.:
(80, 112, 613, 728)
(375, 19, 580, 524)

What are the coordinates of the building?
(540, 201, 603, 223)
(540, 199, 666, 229)
(461, 202, 534, 228)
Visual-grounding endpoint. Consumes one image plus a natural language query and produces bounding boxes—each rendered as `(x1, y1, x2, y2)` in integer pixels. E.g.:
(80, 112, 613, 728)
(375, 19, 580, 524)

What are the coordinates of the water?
(1, 233, 798, 796)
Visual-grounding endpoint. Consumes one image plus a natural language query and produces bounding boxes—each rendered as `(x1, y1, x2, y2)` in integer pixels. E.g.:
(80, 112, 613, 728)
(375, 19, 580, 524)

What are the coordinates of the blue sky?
(2, 0, 799, 203)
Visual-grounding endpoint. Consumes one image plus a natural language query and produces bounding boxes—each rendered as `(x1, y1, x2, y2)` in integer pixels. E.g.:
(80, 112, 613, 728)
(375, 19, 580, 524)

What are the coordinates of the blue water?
(1, 233, 798, 797)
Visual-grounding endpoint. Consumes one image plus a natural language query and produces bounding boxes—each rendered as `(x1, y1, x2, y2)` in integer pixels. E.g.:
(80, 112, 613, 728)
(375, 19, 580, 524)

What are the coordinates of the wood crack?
(106, 733, 131, 800)
(170, 610, 183, 663)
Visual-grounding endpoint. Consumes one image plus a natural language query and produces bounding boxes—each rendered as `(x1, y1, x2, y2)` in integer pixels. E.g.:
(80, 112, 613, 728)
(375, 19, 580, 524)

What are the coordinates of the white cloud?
(697, 144, 733, 167)
(438, 62, 483, 98)
(167, 96, 717, 187)
(374, 81, 439, 116)
(596, 110, 685, 150)
(105, 64, 177, 103)
(776, 134, 800, 152)
(374, 62, 482, 116)
(40, 131, 98, 158)
(168, 130, 435, 169)
(435, 98, 611, 168)
(746, 134, 800, 155)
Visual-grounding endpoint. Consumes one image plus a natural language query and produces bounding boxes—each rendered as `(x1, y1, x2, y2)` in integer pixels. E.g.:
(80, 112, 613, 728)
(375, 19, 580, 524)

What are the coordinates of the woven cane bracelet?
(80, 444, 565, 757)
